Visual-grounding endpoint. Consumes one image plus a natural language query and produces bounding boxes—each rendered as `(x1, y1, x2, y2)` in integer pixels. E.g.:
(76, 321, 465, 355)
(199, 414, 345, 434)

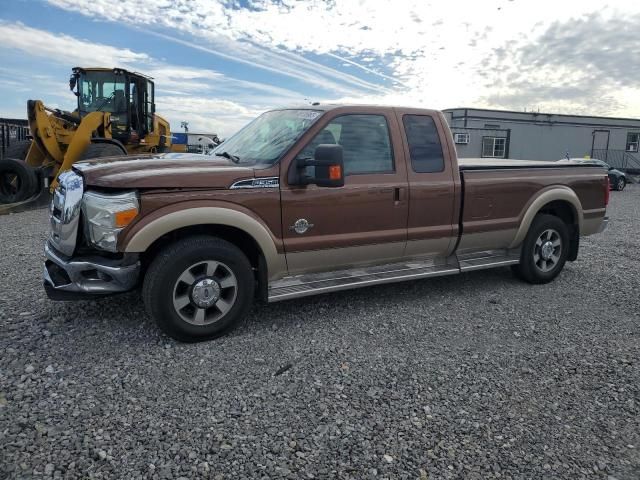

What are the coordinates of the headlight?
(81, 191, 139, 252)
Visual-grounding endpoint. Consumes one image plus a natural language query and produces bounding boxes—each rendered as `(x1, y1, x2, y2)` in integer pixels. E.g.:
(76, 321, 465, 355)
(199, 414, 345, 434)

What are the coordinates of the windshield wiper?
(215, 151, 240, 163)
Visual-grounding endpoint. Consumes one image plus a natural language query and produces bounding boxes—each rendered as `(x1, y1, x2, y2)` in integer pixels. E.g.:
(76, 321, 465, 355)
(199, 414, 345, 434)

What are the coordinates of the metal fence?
(592, 149, 640, 174)
(0, 118, 30, 159)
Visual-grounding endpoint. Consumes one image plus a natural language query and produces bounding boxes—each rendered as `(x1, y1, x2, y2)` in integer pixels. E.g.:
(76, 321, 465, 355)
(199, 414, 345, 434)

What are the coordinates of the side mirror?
(296, 144, 344, 187)
(69, 75, 79, 97)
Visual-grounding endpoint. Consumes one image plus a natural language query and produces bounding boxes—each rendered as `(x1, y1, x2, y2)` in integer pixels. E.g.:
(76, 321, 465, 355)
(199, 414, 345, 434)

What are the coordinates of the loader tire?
(0, 158, 38, 204)
(3, 140, 32, 161)
(80, 142, 127, 160)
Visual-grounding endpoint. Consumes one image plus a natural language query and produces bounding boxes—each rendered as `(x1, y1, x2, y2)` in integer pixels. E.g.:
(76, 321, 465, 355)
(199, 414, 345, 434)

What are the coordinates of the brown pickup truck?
(44, 105, 609, 341)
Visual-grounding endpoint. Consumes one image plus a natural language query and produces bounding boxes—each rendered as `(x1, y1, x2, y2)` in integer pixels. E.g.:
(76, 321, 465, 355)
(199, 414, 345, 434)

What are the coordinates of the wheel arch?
(509, 187, 583, 255)
(140, 224, 270, 301)
(123, 206, 287, 287)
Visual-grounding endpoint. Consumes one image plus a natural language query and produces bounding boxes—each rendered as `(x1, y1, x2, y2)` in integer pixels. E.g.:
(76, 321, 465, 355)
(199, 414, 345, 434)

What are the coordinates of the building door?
(591, 130, 610, 161)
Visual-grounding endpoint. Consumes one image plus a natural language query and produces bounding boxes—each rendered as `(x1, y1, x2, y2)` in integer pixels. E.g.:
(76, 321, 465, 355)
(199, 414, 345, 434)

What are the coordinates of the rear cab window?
(402, 115, 445, 173)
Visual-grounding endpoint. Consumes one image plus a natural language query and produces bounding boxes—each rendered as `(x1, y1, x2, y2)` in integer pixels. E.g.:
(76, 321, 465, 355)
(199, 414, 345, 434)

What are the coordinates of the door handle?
(394, 187, 406, 205)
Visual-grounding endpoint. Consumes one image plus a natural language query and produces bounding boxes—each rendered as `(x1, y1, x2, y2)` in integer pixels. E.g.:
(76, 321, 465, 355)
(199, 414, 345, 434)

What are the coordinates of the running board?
(268, 259, 458, 302)
(457, 249, 520, 272)
(268, 249, 521, 302)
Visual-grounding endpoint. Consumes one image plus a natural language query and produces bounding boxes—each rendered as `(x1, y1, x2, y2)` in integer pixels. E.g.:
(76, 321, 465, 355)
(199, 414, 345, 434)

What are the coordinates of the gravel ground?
(1, 187, 638, 480)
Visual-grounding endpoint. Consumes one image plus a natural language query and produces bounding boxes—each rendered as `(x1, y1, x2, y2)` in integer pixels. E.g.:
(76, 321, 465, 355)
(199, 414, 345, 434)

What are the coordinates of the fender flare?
(123, 206, 287, 279)
(509, 186, 583, 249)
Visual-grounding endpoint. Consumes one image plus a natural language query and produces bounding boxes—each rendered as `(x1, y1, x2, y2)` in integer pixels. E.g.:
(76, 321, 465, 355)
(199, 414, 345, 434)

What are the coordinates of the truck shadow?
(242, 266, 520, 332)
(44, 265, 556, 346)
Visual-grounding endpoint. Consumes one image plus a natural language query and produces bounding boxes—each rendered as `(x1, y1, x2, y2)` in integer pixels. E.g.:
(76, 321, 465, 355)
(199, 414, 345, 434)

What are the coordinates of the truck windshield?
(78, 71, 127, 115)
(210, 109, 323, 166)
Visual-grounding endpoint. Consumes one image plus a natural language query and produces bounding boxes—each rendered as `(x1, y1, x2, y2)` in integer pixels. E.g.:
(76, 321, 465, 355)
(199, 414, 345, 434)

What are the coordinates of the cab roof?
(274, 103, 441, 115)
(71, 66, 154, 81)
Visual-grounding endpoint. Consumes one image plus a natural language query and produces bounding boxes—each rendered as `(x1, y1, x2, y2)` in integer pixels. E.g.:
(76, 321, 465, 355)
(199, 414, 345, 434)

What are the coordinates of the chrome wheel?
(533, 229, 562, 273)
(617, 178, 625, 191)
(172, 260, 238, 325)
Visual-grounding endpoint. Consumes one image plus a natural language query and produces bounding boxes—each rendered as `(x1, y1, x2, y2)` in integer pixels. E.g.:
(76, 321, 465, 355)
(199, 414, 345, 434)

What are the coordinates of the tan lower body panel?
(582, 208, 607, 236)
(268, 254, 289, 282)
(285, 242, 406, 276)
(457, 228, 517, 254)
(403, 236, 455, 259)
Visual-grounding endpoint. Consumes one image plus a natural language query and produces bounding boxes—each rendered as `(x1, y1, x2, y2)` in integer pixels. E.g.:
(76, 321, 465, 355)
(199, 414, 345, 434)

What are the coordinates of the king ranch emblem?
(291, 218, 314, 234)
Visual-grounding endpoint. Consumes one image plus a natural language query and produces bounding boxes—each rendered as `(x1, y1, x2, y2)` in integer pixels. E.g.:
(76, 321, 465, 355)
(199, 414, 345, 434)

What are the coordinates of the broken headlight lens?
(81, 191, 139, 252)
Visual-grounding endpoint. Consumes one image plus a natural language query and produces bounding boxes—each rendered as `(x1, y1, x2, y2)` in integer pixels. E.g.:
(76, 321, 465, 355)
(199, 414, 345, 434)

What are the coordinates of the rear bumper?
(43, 242, 140, 300)
(597, 216, 609, 233)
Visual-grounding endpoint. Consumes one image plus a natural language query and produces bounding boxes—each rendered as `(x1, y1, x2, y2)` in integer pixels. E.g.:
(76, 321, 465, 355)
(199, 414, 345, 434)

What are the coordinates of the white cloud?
(0, 22, 149, 68)
(4, 0, 640, 137)
(0, 22, 308, 135)
(45, 0, 640, 117)
(157, 96, 261, 136)
(46, 0, 392, 96)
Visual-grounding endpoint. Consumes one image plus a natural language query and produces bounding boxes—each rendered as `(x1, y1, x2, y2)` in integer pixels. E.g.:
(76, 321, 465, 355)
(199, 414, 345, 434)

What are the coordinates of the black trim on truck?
(459, 163, 603, 171)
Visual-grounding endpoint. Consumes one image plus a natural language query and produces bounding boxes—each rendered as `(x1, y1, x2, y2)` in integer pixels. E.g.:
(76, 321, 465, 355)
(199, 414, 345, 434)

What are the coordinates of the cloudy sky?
(0, 0, 638, 136)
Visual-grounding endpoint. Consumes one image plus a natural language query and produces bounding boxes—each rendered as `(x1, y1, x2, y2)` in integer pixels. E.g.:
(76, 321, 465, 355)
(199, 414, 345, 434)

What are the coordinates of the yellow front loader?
(0, 67, 173, 207)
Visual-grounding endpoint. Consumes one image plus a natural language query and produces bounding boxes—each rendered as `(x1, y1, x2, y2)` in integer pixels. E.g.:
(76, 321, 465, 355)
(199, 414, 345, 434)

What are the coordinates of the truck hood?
(73, 153, 257, 189)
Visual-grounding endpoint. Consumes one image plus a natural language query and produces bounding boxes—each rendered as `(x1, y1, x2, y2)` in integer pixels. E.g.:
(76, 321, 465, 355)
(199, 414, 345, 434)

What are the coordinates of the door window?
(402, 115, 445, 173)
(297, 114, 394, 175)
(145, 80, 154, 134)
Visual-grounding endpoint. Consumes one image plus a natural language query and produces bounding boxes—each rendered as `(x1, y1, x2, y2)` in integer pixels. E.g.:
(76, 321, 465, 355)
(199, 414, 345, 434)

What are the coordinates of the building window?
(454, 133, 470, 144)
(626, 133, 639, 152)
(482, 137, 506, 158)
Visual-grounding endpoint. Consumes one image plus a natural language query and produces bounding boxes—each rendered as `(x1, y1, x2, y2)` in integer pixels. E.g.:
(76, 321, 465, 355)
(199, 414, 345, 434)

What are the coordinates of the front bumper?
(597, 216, 609, 233)
(43, 242, 140, 300)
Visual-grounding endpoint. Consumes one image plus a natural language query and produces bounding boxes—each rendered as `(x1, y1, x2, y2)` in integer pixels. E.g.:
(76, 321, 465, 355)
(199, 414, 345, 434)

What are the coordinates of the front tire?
(512, 214, 569, 284)
(615, 177, 626, 191)
(142, 236, 254, 342)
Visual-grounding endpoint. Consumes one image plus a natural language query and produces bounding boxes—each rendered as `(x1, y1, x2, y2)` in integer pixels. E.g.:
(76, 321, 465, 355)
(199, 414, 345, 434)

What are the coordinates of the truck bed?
(456, 158, 608, 254)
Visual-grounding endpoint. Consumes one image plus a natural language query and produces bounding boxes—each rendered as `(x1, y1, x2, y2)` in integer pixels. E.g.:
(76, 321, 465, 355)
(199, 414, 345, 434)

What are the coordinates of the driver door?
(280, 109, 409, 275)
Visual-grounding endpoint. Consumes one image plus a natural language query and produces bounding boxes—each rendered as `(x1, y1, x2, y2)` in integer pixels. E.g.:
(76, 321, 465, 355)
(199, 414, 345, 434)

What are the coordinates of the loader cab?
(69, 67, 155, 144)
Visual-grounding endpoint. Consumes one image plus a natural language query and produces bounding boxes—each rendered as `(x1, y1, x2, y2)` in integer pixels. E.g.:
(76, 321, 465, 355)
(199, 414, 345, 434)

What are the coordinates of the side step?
(268, 259, 458, 302)
(457, 249, 520, 272)
(268, 248, 521, 303)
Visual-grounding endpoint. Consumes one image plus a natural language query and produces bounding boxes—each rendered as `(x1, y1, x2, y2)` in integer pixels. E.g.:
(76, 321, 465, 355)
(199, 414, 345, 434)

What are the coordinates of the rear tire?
(0, 158, 38, 204)
(615, 177, 626, 191)
(142, 236, 254, 342)
(512, 214, 569, 284)
(3, 140, 32, 161)
(80, 142, 126, 160)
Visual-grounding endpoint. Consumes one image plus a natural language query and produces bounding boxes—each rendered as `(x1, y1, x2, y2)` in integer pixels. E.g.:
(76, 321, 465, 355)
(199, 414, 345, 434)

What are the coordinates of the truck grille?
(48, 171, 83, 256)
